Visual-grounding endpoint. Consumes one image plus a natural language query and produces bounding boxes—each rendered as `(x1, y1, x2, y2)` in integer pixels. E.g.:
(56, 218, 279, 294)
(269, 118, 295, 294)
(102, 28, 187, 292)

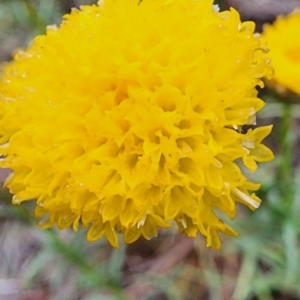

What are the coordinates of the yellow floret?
(262, 11, 300, 95)
(0, 0, 273, 249)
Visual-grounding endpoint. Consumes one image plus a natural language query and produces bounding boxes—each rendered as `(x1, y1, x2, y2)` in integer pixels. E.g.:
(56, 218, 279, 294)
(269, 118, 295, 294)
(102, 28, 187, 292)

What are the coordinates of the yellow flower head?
(0, 0, 273, 249)
(262, 11, 300, 95)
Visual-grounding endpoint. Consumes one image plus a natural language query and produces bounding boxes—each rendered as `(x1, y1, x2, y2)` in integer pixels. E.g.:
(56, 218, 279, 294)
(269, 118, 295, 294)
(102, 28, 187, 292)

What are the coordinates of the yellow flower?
(262, 11, 300, 95)
(0, 0, 273, 249)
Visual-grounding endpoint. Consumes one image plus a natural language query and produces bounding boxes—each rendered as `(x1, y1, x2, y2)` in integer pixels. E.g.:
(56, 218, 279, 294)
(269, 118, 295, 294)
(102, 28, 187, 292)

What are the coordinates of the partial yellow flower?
(262, 11, 300, 95)
(0, 0, 273, 249)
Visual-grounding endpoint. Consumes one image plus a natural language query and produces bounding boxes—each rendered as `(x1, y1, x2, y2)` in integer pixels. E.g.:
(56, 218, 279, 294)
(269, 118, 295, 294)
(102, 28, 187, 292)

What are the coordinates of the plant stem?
(277, 103, 294, 208)
(23, 0, 47, 31)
